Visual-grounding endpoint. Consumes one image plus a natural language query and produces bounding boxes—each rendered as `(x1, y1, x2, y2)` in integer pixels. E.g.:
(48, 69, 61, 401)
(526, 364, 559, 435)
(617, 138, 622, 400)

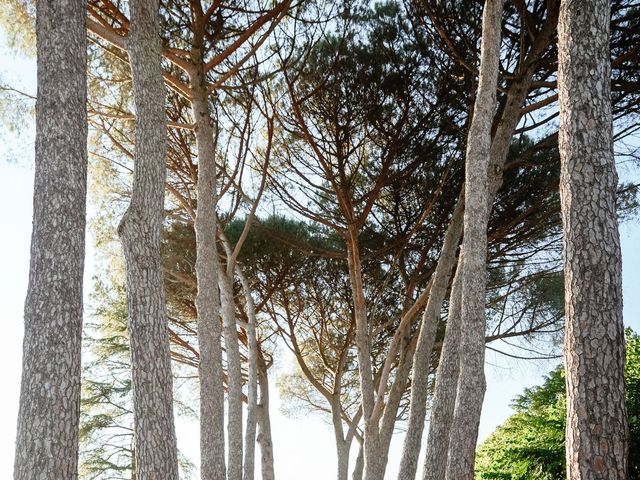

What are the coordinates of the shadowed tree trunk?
(558, 1, 628, 478)
(117, 0, 179, 477)
(445, 1, 503, 479)
(13, 0, 87, 478)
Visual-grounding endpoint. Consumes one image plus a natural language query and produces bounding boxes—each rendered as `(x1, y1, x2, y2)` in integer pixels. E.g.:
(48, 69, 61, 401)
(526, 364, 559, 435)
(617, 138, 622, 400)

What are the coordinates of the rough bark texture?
(397, 196, 464, 480)
(445, 2, 503, 479)
(422, 263, 463, 480)
(191, 62, 227, 480)
(239, 270, 258, 480)
(257, 351, 275, 480)
(117, 0, 179, 477)
(14, 1, 87, 478)
(219, 265, 244, 480)
(558, 1, 628, 478)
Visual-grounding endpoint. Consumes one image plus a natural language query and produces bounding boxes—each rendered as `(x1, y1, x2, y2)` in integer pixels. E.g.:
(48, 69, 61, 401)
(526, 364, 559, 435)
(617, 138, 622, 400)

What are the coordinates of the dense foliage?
(476, 329, 640, 480)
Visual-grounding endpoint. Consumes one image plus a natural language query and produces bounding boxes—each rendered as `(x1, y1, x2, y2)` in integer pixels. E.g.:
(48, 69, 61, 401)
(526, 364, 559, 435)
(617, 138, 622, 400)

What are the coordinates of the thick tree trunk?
(558, 1, 628, 478)
(257, 350, 275, 480)
(421, 264, 463, 480)
(14, 1, 87, 478)
(190, 62, 227, 480)
(397, 195, 464, 480)
(219, 265, 244, 480)
(445, 2, 503, 479)
(117, 0, 179, 477)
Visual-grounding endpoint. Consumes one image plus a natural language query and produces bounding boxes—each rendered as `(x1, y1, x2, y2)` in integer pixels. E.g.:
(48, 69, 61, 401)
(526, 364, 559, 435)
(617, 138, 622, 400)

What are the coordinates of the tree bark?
(352, 441, 364, 480)
(117, 0, 179, 477)
(257, 350, 275, 480)
(445, 2, 503, 479)
(239, 269, 259, 480)
(190, 61, 227, 480)
(219, 264, 244, 480)
(397, 195, 464, 480)
(558, 1, 628, 478)
(14, 0, 87, 478)
(345, 228, 379, 480)
(421, 263, 462, 480)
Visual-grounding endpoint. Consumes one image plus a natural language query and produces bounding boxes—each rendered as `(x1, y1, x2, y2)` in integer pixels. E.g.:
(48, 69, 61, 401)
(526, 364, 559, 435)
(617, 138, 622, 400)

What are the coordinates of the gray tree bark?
(422, 261, 463, 480)
(117, 0, 179, 477)
(420, 8, 557, 480)
(397, 195, 464, 480)
(445, 2, 503, 479)
(190, 60, 227, 480)
(257, 350, 275, 480)
(345, 230, 380, 480)
(239, 269, 258, 480)
(14, 1, 87, 478)
(218, 263, 244, 480)
(558, 1, 628, 478)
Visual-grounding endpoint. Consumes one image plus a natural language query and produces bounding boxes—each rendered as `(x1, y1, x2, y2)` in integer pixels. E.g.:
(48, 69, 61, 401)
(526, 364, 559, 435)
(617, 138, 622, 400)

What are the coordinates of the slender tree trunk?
(117, 0, 179, 477)
(419, 9, 555, 479)
(336, 440, 351, 480)
(219, 264, 244, 480)
(421, 263, 462, 480)
(239, 269, 258, 480)
(397, 195, 464, 480)
(558, 1, 628, 478)
(445, 2, 503, 479)
(377, 336, 416, 477)
(14, 1, 87, 478)
(345, 229, 379, 480)
(330, 396, 351, 480)
(190, 60, 226, 480)
(257, 350, 275, 480)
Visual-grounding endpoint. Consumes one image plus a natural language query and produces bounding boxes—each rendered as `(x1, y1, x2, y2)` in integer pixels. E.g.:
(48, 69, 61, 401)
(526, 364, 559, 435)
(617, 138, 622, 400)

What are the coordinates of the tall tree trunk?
(419, 8, 556, 479)
(219, 264, 244, 480)
(445, 2, 503, 479)
(117, 0, 179, 477)
(257, 350, 275, 480)
(558, 1, 628, 478)
(397, 195, 464, 480)
(336, 440, 351, 480)
(14, 0, 87, 478)
(345, 229, 379, 480)
(422, 263, 463, 480)
(330, 396, 351, 480)
(239, 268, 258, 480)
(190, 60, 226, 480)
(377, 335, 416, 477)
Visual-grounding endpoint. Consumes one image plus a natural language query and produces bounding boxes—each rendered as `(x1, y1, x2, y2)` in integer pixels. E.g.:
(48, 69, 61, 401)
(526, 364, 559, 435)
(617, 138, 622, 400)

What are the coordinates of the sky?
(1, 30, 639, 480)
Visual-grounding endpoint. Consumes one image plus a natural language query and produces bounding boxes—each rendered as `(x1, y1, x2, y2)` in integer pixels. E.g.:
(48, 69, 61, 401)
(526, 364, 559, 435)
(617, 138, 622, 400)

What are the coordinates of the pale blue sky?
(1, 31, 638, 480)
